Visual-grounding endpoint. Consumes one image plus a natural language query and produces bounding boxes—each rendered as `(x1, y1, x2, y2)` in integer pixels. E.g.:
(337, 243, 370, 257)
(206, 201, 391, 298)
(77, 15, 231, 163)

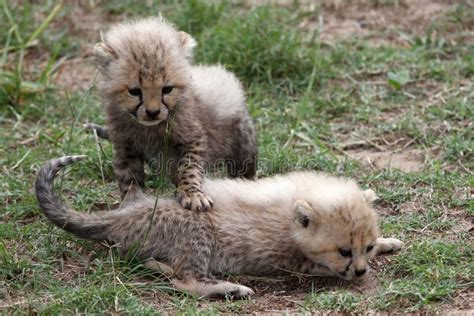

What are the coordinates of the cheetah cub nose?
(355, 269, 367, 277)
(146, 109, 160, 118)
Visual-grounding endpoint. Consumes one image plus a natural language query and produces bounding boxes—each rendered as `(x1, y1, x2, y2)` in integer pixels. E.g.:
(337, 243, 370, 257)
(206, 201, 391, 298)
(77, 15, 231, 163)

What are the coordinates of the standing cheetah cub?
(36, 156, 404, 298)
(90, 17, 257, 211)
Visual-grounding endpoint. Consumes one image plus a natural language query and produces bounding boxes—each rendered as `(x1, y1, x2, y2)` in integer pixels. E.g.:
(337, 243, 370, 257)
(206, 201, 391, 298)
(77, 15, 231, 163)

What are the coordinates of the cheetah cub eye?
(128, 88, 142, 97)
(338, 248, 352, 257)
(162, 86, 173, 94)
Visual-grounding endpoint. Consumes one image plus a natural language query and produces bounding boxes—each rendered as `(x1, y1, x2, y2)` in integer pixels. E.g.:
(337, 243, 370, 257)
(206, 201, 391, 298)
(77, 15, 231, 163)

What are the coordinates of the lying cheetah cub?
(91, 17, 257, 212)
(36, 156, 404, 298)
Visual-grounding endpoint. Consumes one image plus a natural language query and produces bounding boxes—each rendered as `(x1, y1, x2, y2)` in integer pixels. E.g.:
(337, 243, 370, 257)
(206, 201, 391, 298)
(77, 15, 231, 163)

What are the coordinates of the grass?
(1, 0, 473, 314)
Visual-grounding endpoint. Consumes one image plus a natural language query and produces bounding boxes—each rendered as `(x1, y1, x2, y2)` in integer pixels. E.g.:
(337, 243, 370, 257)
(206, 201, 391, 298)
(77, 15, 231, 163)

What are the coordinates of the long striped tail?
(35, 155, 109, 240)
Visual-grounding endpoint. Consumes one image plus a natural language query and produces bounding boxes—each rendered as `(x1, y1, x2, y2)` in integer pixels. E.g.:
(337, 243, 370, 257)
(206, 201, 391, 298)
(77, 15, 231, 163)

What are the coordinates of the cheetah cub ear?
(93, 42, 117, 72)
(178, 31, 197, 60)
(363, 189, 378, 203)
(294, 200, 320, 228)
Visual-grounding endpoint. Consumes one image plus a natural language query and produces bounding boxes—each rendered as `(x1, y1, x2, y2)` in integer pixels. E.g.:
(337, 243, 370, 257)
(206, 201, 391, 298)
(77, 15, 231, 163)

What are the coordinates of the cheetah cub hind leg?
(375, 237, 404, 255)
(144, 258, 174, 277)
(172, 278, 254, 299)
(144, 258, 254, 299)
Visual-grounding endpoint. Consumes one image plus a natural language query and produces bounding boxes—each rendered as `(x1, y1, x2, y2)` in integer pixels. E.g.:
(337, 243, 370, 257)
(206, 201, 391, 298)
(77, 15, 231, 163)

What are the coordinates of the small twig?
(341, 137, 384, 151)
(282, 297, 304, 307)
(341, 140, 373, 150)
(389, 137, 406, 146)
(19, 130, 39, 146)
(420, 221, 435, 233)
(457, 160, 470, 174)
(381, 137, 391, 146)
(10, 149, 30, 170)
(366, 156, 377, 170)
(403, 91, 416, 99)
(403, 138, 416, 149)
(367, 139, 385, 152)
(115, 275, 130, 294)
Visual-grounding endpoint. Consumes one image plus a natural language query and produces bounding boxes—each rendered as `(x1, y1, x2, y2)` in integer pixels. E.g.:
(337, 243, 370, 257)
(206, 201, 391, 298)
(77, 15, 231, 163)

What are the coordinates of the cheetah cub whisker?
(36, 156, 404, 298)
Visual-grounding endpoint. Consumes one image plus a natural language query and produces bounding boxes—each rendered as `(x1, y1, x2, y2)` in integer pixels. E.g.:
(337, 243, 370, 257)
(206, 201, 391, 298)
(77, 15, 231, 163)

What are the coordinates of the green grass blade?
(24, 3, 62, 47)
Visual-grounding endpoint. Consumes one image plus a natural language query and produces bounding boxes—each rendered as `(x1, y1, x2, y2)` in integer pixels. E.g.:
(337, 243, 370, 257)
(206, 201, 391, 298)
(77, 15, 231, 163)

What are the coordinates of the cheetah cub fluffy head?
(93, 17, 196, 126)
(292, 175, 380, 280)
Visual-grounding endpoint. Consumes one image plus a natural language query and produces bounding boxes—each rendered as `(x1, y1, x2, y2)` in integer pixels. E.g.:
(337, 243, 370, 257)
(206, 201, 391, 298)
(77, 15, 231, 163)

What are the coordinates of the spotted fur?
(91, 17, 258, 211)
(35, 156, 404, 298)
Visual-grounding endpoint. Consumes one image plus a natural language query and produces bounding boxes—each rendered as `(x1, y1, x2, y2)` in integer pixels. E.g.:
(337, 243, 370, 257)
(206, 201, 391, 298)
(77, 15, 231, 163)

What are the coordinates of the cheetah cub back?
(91, 17, 258, 211)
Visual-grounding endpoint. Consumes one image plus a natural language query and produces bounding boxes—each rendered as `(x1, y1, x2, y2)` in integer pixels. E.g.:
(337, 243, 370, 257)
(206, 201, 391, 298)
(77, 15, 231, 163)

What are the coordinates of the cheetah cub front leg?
(177, 140, 214, 212)
(375, 237, 404, 255)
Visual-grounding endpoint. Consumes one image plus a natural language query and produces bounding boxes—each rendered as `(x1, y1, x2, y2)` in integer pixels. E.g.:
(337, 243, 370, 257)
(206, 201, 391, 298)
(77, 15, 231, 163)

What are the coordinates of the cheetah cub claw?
(179, 191, 214, 212)
(226, 284, 255, 299)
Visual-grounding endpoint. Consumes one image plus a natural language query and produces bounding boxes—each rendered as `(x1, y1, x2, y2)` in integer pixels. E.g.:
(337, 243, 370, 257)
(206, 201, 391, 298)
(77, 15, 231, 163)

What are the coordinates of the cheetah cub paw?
(226, 284, 255, 298)
(179, 191, 214, 212)
(375, 237, 404, 255)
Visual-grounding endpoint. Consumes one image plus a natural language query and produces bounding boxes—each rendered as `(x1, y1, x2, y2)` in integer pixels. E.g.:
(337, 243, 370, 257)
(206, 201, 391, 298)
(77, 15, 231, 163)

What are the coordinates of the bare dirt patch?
(54, 3, 112, 50)
(443, 288, 474, 315)
(337, 132, 427, 172)
(346, 148, 425, 172)
(53, 57, 97, 92)
(300, 0, 462, 44)
(50, 3, 115, 92)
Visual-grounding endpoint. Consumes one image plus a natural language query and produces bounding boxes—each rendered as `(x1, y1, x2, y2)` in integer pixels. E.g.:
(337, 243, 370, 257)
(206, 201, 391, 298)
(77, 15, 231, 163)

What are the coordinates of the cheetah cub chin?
(36, 156, 404, 299)
(90, 17, 257, 212)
